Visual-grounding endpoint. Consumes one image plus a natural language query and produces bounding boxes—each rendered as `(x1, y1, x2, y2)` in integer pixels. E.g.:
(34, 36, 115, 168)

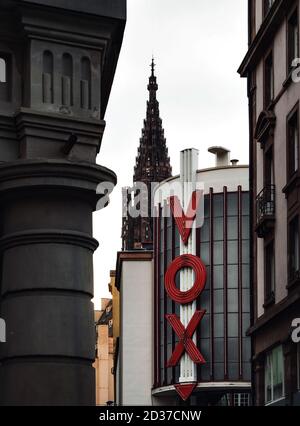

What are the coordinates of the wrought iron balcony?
(255, 185, 275, 238)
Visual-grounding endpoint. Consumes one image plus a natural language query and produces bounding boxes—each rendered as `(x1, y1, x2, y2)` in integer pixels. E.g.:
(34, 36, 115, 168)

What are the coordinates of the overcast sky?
(93, 0, 249, 308)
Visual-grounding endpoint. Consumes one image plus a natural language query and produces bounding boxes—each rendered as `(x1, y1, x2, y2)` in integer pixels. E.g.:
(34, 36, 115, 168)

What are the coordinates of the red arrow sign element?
(174, 383, 197, 401)
(166, 310, 206, 367)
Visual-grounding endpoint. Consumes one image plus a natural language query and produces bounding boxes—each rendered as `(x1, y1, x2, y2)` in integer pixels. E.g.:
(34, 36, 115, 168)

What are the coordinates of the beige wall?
(109, 271, 120, 355)
(94, 301, 114, 406)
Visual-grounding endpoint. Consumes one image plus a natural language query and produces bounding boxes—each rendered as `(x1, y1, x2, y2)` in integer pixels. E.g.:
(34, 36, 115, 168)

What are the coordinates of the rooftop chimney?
(208, 146, 231, 167)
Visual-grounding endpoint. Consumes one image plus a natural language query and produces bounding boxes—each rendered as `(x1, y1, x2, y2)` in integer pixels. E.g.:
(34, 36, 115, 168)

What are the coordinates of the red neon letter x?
(165, 310, 206, 367)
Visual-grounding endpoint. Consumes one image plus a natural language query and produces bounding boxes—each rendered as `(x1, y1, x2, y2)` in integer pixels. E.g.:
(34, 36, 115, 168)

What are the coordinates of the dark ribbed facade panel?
(154, 189, 251, 388)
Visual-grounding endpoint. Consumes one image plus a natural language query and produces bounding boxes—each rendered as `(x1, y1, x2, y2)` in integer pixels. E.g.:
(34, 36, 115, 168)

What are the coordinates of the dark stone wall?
(21, 0, 126, 19)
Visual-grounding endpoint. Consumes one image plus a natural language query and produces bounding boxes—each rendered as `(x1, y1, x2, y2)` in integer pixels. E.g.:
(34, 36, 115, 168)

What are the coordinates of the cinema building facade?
(115, 147, 252, 406)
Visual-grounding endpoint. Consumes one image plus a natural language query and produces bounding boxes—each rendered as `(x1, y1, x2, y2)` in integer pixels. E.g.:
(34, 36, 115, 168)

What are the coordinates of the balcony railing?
(256, 185, 275, 237)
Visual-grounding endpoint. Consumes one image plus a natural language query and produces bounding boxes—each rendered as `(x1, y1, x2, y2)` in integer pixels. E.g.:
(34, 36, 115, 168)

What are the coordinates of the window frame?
(233, 393, 251, 406)
(288, 214, 300, 285)
(264, 345, 285, 405)
(287, 6, 299, 76)
(0, 52, 11, 102)
(264, 238, 275, 306)
(264, 145, 274, 187)
(264, 49, 274, 109)
(0, 56, 7, 83)
(287, 102, 299, 181)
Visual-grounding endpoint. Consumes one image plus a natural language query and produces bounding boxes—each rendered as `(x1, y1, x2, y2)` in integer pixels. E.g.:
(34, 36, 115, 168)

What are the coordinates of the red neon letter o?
(165, 254, 206, 304)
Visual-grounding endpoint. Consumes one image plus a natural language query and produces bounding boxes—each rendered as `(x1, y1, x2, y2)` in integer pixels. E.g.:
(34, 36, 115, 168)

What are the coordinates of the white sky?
(93, 0, 249, 308)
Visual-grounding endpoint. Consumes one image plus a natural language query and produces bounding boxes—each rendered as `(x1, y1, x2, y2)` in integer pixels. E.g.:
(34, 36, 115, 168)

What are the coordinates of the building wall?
(240, 0, 300, 406)
(254, 3, 296, 316)
(119, 258, 154, 406)
(253, 0, 300, 315)
(94, 300, 114, 406)
(109, 271, 120, 355)
(256, 1, 264, 32)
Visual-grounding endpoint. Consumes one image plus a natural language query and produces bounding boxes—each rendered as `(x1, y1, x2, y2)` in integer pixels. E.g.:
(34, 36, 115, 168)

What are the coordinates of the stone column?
(0, 160, 116, 405)
(0, 0, 126, 405)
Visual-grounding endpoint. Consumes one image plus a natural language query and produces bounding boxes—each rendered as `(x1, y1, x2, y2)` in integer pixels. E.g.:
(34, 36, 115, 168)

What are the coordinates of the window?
(265, 346, 285, 405)
(287, 106, 299, 178)
(263, 0, 275, 17)
(289, 216, 300, 283)
(0, 57, 6, 82)
(62, 53, 73, 107)
(288, 9, 299, 74)
(264, 51, 274, 108)
(0, 54, 11, 102)
(80, 57, 91, 109)
(43, 51, 54, 104)
(233, 393, 251, 407)
(265, 240, 275, 304)
(264, 146, 274, 187)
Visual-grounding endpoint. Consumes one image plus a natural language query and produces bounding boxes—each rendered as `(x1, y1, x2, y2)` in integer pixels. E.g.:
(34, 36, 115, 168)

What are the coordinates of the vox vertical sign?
(164, 149, 206, 401)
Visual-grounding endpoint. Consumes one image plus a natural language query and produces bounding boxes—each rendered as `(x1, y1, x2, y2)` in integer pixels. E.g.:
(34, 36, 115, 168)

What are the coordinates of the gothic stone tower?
(122, 60, 172, 250)
(0, 0, 126, 405)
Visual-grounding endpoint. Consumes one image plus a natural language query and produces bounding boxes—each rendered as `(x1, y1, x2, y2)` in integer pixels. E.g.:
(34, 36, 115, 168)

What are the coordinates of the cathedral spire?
(147, 57, 158, 100)
(122, 60, 172, 251)
(134, 59, 172, 184)
(151, 56, 155, 76)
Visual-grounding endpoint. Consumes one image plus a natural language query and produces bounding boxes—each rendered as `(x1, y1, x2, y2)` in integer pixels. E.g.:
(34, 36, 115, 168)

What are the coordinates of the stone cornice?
(238, 0, 294, 77)
(0, 229, 99, 252)
(0, 159, 117, 209)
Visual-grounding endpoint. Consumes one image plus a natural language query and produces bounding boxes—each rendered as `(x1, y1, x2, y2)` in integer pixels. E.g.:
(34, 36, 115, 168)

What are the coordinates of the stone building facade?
(0, 0, 126, 405)
(239, 0, 300, 406)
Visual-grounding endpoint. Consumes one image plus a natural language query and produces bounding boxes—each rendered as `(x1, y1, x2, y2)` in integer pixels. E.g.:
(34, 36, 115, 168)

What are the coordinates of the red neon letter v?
(169, 190, 202, 245)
